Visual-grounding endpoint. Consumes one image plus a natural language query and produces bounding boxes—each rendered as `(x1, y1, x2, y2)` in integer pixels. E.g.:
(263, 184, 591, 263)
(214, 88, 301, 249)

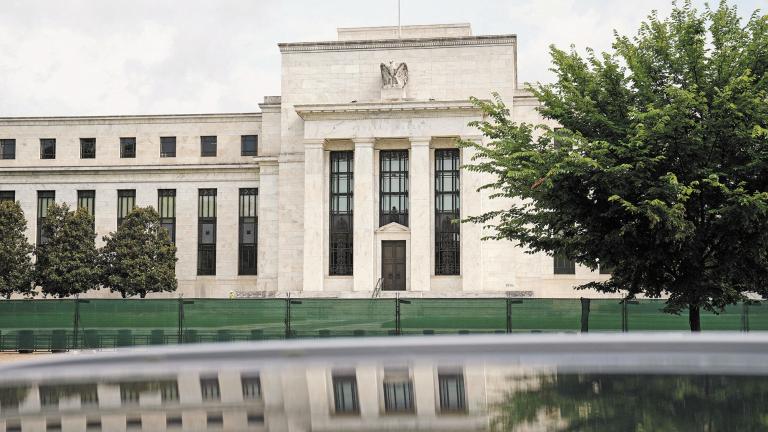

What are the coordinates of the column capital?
(304, 138, 325, 149)
(409, 136, 432, 146)
(352, 137, 376, 147)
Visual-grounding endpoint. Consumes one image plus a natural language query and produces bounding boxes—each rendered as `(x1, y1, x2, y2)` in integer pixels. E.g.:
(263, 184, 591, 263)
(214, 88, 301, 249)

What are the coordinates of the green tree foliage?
(98, 207, 177, 298)
(0, 201, 35, 299)
(35, 203, 99, 298)
(462, 1, 768, 330)
(492, 373, 768, 431)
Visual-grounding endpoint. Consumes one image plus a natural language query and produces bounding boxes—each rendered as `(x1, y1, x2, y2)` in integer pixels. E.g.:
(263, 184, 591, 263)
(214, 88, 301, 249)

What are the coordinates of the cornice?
(0, 163, 261, 176)
(279, 34, 516, 53)
(295, 99, 484, 121)
(0, 112, 263, 126)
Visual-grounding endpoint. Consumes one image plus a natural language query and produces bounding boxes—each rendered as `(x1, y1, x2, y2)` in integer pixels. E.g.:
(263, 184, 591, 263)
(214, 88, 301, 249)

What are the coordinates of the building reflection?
(3, 362, 767, 431)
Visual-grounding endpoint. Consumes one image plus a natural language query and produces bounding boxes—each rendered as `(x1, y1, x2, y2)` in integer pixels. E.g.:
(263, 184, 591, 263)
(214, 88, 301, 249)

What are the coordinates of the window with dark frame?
(241, 135, 258, 156)
(40, 138, 56, 159)
(200, 377, 220, 401)
(201, 136, 217, 157)
(379, 150, 409, 226)
(161, 136, 176, 158)
(120, 137, 136, 158)
(80, 138, 96, 159)
(37, 191, 55, 245)
(77, 190, 95, 229)
(239, 188, 258, 275)
(0, 191, 15, 203)
(197, 189, 217, 275)
(0, 139, 15, 159)
(158, 189, 176, 243)
(330, 151, 353, 276)
(117, 190, 136, 227)
(435, 149, 460, 275)
(332, 374, 359, 415)
(241, 375, 261, 400)
(383, 369, 414, 413)
(438, 372, 466, 413)
(553, 252, 576, 274)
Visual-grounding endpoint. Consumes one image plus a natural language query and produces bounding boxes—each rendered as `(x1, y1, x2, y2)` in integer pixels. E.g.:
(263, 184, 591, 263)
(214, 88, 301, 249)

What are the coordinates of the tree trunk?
(120, 291, 127, 299)
(689, 304, 701, 332)
(139, 291, 146, 299)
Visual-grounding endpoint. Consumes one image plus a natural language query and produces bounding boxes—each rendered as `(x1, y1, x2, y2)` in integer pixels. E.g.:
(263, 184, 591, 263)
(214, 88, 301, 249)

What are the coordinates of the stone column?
(409, 137, 431, 292)
(353, 138, 376, 292)
(461, 137, 484, 292)
(302, 139, 325, 292)
(257, 161, 279, 291)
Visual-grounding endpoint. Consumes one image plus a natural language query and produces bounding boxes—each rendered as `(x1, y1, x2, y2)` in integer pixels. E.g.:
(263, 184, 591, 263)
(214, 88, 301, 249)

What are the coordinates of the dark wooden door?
(382, 240, 406, 291)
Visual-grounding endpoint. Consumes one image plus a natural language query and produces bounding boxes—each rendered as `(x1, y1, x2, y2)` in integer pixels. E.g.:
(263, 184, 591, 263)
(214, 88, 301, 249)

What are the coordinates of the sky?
(0, 0, 763, 117)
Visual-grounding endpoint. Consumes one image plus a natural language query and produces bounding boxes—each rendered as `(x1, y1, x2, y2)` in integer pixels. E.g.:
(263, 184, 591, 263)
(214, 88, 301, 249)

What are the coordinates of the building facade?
(0, 23, 612, 298)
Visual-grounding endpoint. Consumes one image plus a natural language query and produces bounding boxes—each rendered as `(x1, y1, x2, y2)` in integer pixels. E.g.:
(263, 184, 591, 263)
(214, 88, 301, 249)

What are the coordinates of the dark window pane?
(554, 252, 576, 274)
(158, 189, 176, 243)
(198, 189, 217, 275)
(117, 190, 136, 227)
(200, 378, 220, 401)
(380, 150, 409, 227)
(120, 137, 136, 158)
(239, 188, 258, 275)
(241, 376, 261, 400)
(0, 139, 16, 159)
(241, 135, 258, 156)
(77, 190, 96, 230)
(438, 373, 466, 412)
(332, 374, 359, 414)
(40, 139, 56, 159)
(330, 151, 353, 275)
(435, 149, 460, 275)
(80, 138, 96, 159)
(383, 370, 414, 413)
(201, 136, 217, 157)
(161, 137, 176, 157)
(0, 190, 15, 202)
(37, 191, 55, 245)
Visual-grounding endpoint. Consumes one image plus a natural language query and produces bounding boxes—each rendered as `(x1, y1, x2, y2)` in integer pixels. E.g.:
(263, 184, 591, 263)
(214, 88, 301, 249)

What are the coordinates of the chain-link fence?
(0, 297, 765, 351)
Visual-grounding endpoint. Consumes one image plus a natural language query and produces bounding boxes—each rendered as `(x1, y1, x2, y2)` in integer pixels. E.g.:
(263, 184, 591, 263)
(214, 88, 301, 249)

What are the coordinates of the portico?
(298, 100, 485, 293)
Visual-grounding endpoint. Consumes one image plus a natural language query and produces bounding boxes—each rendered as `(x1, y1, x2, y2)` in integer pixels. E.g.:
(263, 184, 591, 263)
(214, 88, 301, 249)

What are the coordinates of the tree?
(98, 207, 177, 298)
(35, 203, 99, 298)
(0, 201, 35, 299)
(462, 1, 768, 331)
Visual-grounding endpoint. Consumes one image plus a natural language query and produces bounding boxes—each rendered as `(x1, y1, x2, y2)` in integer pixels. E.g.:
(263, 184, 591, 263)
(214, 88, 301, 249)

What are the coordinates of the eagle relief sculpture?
(380, 61, 408, 89)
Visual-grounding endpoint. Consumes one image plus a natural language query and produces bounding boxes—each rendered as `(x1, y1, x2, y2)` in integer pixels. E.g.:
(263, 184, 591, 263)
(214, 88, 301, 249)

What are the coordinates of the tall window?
(201, 136, 217, 157)
(435, 149, 460, 275)
(241, 135, 258, 156)
(117, 190, 136, 227)
(160, 137, 176, 158)
(554, 252, 576, 274)
(332, 373, 359, 415)
(383, 369, 414, 413)
(0, 139, 15, 159)
(239, 188, 258, 275)
(330, 151, 353, 276)
(40, 139, 56, 159)
(120, 137, 136, 158)
(197, 189, 217, 275)
(158, 189, 176, 243)
(0, 191, 15, 202)
(379, 150, 409, 226)
(438, 372, 466, 413)
(37, 191, 55, 245)
(200, 377, 220, 401)
(77, 190, 95, 229)
(241, 375, 261, 400)
(80, 138, 96, 159)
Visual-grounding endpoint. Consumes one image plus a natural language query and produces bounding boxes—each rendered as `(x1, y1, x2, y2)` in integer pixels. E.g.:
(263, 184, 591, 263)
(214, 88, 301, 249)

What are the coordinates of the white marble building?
(0, 23, 612, 299)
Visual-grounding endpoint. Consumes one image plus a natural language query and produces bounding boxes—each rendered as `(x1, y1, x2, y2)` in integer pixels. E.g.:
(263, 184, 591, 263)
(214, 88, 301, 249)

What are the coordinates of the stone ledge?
(279, 34, 516, 53)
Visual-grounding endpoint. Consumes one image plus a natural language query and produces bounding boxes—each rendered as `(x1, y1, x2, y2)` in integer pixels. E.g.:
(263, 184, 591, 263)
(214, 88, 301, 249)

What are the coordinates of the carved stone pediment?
(376, 222, 410, 233)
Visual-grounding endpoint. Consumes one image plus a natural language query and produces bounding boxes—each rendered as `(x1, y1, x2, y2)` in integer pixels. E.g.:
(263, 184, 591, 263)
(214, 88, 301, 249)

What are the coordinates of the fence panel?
(399, 299, 506, 335)
(0, 300, 75, 351)
(588, 300, 623, 331)
(748, 303, 768, 331)
(182, 299, 285, 342)
(77, 299, 179, 348)
(507, 299, 583, 333)
(701, 304, 743, 331)
(290, 299, 394, 338)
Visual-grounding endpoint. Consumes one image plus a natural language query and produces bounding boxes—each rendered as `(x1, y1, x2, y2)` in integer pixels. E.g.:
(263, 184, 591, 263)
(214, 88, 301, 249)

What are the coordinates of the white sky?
(0, 0, 762, 116)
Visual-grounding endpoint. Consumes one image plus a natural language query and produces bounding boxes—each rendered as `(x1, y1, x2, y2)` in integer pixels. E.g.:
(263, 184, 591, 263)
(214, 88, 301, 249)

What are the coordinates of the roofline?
(279, 34, 517, 54)
(0, 112, 263, 126)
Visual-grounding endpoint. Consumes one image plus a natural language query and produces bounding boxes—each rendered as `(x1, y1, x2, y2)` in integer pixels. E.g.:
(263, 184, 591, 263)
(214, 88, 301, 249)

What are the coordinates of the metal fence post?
(506, 296, 522, 333)
(395, 294, 400, 335)
(621, 300, 638, 332)
(178, 297, 184, 344)
(285, 294, 302, 339)
(580, 298, 591, 333)
(742, 302, 751, 333)
(72, 296, 90, 350)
